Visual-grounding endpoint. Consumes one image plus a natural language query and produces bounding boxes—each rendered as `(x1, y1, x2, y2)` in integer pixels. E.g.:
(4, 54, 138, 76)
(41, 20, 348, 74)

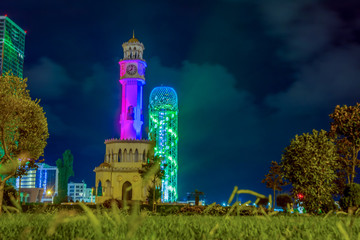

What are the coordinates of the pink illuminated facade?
(119, 34, 147, 140)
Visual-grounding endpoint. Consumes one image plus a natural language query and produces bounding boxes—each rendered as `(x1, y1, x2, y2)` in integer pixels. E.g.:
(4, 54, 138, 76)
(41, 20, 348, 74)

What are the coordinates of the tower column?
(118, 34, 146, 140)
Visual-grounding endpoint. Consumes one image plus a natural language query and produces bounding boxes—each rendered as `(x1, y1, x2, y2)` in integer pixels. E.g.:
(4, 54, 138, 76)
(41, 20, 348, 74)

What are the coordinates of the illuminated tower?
(0, 15, 26, 78)
(149, 87, 178, 202)
(94, 33, 153, 203)
(119, 32, 147, 140)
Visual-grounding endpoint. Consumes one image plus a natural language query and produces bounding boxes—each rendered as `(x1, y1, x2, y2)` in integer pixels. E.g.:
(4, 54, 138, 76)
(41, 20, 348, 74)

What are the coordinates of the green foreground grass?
(1, 208, 360, 240)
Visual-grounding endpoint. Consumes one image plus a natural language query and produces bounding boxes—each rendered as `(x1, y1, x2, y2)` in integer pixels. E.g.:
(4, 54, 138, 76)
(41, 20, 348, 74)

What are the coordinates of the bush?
(319, 199, 338, 213)
(102, 198, 122, 209)
(179, 205, 205, 215)
(339, 183, 360, 212)
(206, 204, 228, 216)
(276, 194, 293, 212)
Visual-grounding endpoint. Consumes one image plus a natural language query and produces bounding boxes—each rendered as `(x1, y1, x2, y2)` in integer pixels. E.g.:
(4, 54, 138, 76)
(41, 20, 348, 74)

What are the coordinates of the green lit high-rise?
(149, 87, 178, 202)
(0, 15, 26, 78)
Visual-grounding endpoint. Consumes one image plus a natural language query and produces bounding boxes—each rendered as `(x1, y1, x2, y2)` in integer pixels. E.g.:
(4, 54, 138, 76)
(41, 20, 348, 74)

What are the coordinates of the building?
(0, 15, 26, 78)
(177, 192, 206, 206)
(15, 168, 43, 203)
(94, 33, 154, 203)
(13, 163, 58, 203)
(68, 181, 95, 202)
(35, 163, 59, 202)
(149, 87, 178, 202)
(16, 169, 36, 189)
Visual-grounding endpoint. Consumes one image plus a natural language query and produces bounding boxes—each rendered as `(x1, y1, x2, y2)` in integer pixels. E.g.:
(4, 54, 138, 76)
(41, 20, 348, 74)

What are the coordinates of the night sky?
(2, 0, 360, 204)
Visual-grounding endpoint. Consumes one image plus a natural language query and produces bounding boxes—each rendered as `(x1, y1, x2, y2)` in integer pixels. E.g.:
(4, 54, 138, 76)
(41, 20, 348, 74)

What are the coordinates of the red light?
(5, 14, 7, 17)
(297, 193, 304, 200)
(24, 30, 27, 34)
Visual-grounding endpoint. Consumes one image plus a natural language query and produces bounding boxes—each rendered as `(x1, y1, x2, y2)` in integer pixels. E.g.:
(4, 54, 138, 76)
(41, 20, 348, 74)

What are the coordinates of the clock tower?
(94, 33, 154, 203)
(119, 32, 147, 140)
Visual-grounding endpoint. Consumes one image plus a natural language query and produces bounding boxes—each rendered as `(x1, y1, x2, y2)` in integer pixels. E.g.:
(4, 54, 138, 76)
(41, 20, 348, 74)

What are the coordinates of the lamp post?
(46, 189, 54, 203)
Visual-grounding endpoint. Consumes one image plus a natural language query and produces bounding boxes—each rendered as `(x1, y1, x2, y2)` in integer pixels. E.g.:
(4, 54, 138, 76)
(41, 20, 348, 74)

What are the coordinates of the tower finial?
(133, 30, 135, 39)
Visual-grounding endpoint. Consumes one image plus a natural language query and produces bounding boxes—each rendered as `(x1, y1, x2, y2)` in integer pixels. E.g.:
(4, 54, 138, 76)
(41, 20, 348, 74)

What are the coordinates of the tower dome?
(149, 87, 178, 111)
(128, 37, 139, 43)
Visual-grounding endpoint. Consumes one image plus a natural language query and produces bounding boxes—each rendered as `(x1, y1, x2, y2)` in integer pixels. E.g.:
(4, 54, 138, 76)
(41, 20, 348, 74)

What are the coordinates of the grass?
(1, 188, 360, 240)
(1, 207, 360, 239)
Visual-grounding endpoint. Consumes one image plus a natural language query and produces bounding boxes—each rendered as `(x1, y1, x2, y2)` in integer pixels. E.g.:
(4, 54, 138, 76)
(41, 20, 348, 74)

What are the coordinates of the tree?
(3, 183, 18, 207)
(193, 189, 204, 206)
(54, 150, 74, 203)
(329, 103, 360, 184)
(339, 183, 360, 212)
(257, 197, 269, 208)
(281, 129, 340, 214)
(0, 73, 49, 214)
(261, 161, 288, 209)
(147, 186, 161, 207)
(139, 154, 165, 212)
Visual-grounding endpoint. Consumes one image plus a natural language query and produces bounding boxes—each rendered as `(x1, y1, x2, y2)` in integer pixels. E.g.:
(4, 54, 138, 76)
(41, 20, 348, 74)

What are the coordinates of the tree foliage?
(147, 186, 161, 207)
(0, 73, 49, 214)
(54, 150, 74, 203)
(281, 129, 339, 214)
(3, 183, 18, 206)
(139, 152, 165, 212)
(261, 161, 288, 208)
(329, 103, 360, 184)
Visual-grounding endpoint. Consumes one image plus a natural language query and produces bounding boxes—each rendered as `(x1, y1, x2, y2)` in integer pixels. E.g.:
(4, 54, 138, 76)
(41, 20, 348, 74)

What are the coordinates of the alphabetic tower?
(149, 87, 178, 202)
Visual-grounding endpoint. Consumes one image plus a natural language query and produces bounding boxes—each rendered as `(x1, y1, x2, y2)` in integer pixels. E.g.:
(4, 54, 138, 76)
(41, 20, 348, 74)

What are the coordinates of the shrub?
(339, 183, 360, 212)
(319, 199, 338, 213)
(102, 198, 122, 209)
(276, 194, 293, 212)
(179, 205, 205, 215)
(207, 205, 228, 216)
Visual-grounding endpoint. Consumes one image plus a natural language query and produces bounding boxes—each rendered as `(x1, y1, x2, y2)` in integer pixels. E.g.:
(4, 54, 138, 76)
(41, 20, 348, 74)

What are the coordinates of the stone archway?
(122, 181, 132, 200)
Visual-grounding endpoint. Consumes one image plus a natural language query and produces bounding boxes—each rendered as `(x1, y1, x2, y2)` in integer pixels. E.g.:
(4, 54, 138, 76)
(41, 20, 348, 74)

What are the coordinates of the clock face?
(126, 64, 137, 75)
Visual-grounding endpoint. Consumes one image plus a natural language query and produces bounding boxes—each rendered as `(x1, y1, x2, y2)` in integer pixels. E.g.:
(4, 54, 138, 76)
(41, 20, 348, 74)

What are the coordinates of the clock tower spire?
(119, 33, 147, 140)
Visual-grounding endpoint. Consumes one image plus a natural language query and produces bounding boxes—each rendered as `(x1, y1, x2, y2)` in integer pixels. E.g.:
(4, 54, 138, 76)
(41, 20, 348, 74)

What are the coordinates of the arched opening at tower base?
(97, 181, 102, 196)
(122, 181, 132, 200)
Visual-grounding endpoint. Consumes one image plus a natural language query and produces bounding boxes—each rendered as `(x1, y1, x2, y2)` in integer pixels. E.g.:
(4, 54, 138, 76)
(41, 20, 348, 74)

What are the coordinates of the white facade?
(16, 169, 36, 188)
(68, 181, 95, 202)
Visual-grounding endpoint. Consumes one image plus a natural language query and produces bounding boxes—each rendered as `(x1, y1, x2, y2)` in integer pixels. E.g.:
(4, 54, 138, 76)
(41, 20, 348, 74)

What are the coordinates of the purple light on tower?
(118, 32, 147, 140)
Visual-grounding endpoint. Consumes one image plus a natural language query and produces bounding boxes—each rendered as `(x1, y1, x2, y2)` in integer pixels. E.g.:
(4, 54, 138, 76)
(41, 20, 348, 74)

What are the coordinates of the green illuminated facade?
(0, 16, 26, 78)
(149, 87, 178, 202)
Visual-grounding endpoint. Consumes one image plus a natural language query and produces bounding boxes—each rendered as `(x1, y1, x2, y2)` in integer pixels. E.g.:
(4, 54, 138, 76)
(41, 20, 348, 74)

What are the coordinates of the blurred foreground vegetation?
(1, 202, 360, 240)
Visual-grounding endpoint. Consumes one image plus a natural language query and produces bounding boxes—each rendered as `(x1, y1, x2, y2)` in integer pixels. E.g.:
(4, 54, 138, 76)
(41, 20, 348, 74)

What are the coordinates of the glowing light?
(46, 190, 52, 196)
(149, 87, 178, 202)
(297, 193, 304, 200)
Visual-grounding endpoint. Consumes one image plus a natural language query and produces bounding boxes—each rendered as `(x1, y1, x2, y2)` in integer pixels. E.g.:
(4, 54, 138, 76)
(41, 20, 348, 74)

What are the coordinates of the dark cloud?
(266, 45, 360, 116)
(260, 0, 342, 62)
(25, 57, 74, 99)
